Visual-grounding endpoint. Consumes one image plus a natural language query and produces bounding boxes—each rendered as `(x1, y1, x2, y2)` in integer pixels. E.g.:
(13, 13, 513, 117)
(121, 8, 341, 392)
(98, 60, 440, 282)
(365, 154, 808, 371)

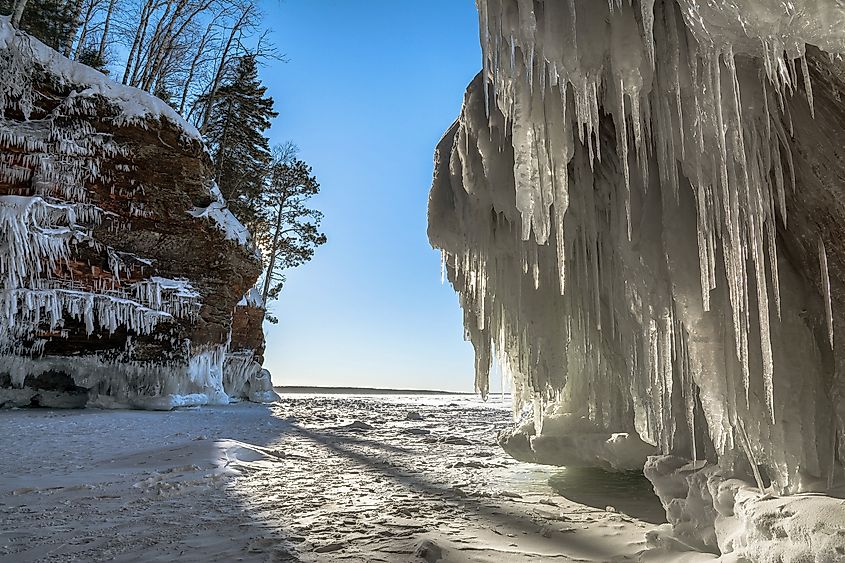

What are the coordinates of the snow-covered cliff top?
(0, 15, 200, 140)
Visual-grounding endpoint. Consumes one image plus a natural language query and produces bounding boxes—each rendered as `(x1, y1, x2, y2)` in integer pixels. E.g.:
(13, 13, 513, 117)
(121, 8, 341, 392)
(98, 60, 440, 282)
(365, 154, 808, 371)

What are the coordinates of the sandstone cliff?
(0, 17, 267, 409)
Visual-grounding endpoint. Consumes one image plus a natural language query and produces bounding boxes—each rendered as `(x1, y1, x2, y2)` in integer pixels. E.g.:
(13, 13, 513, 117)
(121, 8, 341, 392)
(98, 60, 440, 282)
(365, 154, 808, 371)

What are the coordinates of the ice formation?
(430, 0, 845, 507)
(645, 455, 845, 560)
(500, 407, 658, 471)
(0, 18, 267, 409)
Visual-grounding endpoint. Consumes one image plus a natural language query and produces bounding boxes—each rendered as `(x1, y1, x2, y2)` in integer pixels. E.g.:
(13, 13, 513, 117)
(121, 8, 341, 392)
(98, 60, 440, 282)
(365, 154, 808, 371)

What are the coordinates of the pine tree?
(256, 145, 326, 319)
(77, 46, 107, 72)
(2, 0, 76, 50)
(203, 54, 277, 225)
(153, 81, 177, 110)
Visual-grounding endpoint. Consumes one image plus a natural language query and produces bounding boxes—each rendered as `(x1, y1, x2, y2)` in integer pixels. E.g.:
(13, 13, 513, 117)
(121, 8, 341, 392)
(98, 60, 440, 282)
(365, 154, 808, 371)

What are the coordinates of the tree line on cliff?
(2, 0, 326, 318)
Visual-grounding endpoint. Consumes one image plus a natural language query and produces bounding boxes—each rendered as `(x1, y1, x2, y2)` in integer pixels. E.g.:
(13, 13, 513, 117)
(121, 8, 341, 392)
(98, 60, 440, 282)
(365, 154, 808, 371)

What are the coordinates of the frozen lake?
(0, 394, 661, 562)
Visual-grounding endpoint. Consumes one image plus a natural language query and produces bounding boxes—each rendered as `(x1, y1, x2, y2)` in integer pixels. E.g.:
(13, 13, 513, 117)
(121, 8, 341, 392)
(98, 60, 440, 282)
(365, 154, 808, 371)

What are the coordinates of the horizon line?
(274, 385, 512, 396)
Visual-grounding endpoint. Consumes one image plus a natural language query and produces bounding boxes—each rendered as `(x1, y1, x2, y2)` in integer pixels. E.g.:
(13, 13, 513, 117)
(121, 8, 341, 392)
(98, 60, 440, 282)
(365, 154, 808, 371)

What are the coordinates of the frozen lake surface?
(0, 393, 661, 562)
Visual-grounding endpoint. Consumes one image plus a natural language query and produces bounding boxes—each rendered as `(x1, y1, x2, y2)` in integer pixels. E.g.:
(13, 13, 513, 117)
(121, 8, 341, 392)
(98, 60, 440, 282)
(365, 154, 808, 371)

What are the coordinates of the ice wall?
(0, 17, 264, 409)
(430, 0, 845, 495)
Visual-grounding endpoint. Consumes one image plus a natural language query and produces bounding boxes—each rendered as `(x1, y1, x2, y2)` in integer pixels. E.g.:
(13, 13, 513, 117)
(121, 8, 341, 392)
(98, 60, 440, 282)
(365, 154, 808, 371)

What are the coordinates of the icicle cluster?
(0, 193, 202, 355)
(430, 0, 845, 491)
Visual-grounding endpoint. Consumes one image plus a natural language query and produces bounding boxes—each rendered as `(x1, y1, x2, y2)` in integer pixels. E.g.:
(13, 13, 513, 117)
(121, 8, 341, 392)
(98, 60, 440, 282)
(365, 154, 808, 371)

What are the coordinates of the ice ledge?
(499, 411, 658, 472)
(188, 184, 254, 249)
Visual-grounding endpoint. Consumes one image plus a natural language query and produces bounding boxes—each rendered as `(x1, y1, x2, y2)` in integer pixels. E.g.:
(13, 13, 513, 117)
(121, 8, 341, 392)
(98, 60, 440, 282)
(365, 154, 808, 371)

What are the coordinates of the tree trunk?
(10, 0, 28, 28)
(139, 0, 188, 90)
(142, 0, 212, 92)
(131, 0, 175, 87)
(179, 21, 214, 114)
(73, 0, 99, 59)
(64, 0, 86, 56)
(122, 0, 153, 84)
(96, 0, 117, 62)
(261, 202, 285, 304)
(213, 96, 235, 186)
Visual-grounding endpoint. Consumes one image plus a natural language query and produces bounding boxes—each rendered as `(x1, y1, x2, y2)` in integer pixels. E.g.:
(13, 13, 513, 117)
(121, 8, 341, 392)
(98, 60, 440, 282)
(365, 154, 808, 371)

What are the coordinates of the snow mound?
(0, 16, 199, 139)
(644, 455, 845, 561)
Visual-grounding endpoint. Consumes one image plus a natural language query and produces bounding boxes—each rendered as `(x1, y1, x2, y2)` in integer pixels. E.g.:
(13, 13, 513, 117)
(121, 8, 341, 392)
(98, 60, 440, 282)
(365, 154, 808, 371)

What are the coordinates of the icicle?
(640, 0, 655, 68)
(819, 238, 834, 350)
(800, 52, 815, 118)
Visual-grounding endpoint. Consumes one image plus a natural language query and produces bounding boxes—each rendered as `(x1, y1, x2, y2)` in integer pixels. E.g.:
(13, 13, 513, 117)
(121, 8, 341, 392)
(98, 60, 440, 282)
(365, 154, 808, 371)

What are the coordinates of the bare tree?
(178, 18, 217, 113)
(196, 3, 254, 131)
(72, 0, 105, 59)
(95, 0, 118, 61)
(139, 0, 215, 91)
(10, 0, 28, 28)
(121, 0, 156, 84)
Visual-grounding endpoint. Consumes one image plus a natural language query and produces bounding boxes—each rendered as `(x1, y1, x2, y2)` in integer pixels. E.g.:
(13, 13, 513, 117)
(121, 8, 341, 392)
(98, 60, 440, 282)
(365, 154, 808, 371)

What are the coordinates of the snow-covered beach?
(0, 394, 660, 562)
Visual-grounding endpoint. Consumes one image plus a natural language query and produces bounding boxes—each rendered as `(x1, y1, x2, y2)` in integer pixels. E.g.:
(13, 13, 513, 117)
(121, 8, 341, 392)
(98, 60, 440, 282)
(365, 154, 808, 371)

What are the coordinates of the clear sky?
(258, 1, 488, 392)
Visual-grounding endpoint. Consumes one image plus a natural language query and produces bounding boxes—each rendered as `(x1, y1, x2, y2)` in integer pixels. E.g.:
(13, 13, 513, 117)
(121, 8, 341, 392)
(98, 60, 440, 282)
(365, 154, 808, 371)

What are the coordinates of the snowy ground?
(0, 394, 663, 562)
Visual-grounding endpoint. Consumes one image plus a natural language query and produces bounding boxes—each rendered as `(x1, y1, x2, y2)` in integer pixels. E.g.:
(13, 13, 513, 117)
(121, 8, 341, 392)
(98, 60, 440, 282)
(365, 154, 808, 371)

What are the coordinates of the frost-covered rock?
(430, 0, 845, 555)
(0, 18, 262, 409)
(247, 369, 280, 404)
(223, 302, 277, 403)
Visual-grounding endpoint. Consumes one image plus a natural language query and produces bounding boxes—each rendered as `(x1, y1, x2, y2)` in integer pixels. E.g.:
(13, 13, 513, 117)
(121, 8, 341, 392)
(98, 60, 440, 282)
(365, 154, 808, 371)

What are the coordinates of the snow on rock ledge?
(430, 0, 845, 555)
(0, 18, 263, 409)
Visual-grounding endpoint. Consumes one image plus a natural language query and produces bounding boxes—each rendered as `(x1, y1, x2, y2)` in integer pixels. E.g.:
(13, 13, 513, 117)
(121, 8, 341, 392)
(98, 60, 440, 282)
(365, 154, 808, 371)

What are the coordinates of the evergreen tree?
(257, 145, 326, 319)
(153, 81, 177, 110)
(2, 0, 76, 50)
(203, 54, 277, 225)
(77, 46, 108, 72)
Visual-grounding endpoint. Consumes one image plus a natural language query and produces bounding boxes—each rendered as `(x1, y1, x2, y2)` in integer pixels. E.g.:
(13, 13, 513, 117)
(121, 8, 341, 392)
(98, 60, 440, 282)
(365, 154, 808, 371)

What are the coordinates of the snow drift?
(430, 0, 845, 556)
(0, 17, 270, 409)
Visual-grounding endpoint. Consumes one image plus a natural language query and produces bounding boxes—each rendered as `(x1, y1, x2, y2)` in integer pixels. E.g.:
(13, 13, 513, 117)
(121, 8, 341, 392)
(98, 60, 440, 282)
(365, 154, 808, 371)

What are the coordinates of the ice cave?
(429, 0, 845, 558)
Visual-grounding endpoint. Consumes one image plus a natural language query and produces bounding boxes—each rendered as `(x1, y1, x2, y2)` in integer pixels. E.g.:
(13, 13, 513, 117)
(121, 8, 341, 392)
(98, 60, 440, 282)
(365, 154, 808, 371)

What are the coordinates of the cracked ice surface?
(430, 0, 845, 493)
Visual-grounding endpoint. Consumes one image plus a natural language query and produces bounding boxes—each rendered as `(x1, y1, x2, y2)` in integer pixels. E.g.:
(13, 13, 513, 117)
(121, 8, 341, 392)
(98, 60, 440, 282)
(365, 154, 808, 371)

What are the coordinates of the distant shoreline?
(273, 385, 496, 396)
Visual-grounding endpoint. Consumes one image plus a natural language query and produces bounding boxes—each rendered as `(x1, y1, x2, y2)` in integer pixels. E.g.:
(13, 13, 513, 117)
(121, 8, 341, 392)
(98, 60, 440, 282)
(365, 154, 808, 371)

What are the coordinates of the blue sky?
(258, 1, 486, 392)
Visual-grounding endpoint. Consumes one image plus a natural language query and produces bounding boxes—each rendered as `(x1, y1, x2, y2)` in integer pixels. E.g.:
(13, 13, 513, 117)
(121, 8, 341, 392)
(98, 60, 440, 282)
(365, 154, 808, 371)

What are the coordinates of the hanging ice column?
(429, 0, 845, 493)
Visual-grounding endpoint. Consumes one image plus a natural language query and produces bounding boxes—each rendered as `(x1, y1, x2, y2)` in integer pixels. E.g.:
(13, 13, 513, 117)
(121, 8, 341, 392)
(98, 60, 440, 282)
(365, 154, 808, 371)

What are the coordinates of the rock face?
(0, 17, 265, 409)
(224, 296, 280, 404)
(430, 0, 845, 557)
